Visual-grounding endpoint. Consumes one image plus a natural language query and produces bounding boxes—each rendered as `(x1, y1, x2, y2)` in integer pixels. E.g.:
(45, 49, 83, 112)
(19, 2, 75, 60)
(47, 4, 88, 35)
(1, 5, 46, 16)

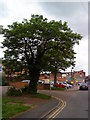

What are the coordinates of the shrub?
(21, 85, 29, 93)
(7, 87, 22, 96)
(51, 87, 65, 90)
(53, 84, 57, 88)
(12, 79, 16, 82)
(2, 78, 9, 86)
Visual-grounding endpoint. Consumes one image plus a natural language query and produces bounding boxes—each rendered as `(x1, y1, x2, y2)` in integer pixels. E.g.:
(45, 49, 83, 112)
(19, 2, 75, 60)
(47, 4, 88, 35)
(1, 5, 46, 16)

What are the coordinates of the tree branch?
(24, 40, 30, 64)
(29, 46, 34, 58)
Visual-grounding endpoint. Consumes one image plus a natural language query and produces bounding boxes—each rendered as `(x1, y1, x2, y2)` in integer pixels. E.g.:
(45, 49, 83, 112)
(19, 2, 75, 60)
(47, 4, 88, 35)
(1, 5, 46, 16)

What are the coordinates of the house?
(85, 75, 90, 84)
(62, 70, 86, 84)
(39, 72, 66, 83)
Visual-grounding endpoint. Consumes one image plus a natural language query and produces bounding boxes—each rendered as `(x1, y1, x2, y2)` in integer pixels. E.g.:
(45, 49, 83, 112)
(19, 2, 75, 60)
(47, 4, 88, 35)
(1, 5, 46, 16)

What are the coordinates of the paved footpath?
(11, 97, 59, 119)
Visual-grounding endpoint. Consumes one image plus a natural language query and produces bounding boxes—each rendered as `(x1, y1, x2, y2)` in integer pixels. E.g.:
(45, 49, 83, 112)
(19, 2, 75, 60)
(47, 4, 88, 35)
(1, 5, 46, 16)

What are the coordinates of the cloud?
(0, 0, 8, 18)
(39, 2, 81, 17)
(65, 36, 88, 76)
(74, 36, 88, 75)
(0, 0, 88, 75)
(39, 2, 88, 37)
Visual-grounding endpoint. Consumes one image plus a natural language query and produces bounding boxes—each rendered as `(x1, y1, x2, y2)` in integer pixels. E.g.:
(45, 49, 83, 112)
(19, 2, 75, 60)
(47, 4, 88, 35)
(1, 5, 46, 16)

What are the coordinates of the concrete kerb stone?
(40, 96, 62, 119)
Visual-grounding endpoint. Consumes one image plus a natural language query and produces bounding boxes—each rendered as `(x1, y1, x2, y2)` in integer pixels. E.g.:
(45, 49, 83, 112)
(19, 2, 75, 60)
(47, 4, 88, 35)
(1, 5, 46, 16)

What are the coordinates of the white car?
(38, 80, 44, 84)
(62, 82, 70, 88)
(21, 80, 30, 84)
(67, 83, 72, 88)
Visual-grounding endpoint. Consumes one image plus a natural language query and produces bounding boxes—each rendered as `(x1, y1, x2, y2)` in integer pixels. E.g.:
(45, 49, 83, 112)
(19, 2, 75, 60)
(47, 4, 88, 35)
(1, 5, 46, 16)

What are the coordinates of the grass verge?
(30, 93, 51, 99)
(2, 97, 31, 120)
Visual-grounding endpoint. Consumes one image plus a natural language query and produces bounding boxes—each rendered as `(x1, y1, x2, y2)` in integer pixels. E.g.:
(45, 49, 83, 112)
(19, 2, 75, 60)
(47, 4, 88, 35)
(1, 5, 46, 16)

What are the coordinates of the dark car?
(79, 83, 88, 90)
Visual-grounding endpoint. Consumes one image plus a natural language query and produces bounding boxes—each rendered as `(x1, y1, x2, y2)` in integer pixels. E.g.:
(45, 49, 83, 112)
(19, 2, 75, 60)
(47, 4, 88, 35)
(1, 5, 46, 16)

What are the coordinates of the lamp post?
(49, 72, 51, 96)
(71, 66, 74, 85)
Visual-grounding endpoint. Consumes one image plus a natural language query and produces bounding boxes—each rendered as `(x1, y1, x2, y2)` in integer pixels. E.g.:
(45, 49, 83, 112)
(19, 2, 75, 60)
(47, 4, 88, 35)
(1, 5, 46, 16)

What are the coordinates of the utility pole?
(71, 66, 74, 85)
(49, 72, 51, 96)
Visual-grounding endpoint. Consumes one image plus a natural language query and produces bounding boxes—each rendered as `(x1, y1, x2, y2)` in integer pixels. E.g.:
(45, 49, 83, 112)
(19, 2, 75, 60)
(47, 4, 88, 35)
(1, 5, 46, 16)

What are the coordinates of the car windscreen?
(81, 83, 87, 86)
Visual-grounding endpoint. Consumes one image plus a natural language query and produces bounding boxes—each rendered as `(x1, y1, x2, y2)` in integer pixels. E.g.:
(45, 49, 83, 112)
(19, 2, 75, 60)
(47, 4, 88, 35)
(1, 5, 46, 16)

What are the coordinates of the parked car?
(79, 83, 88, 90)
(77, 82, 81, 86)
(54, 83, 66, 88)
(62, 82, 70, 89)
(50, 81, 54, 87)
(38, 80, 44, 84)
(50, 80, 54, 84)
(21, 80, 30, 84)
(67, 83, 72, 88)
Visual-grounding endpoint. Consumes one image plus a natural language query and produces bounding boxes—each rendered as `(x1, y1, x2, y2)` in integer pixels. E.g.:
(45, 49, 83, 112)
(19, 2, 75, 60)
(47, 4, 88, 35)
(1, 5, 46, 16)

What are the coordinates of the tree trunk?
(28, 66, 40, 94)
(54, 71, 57, 85)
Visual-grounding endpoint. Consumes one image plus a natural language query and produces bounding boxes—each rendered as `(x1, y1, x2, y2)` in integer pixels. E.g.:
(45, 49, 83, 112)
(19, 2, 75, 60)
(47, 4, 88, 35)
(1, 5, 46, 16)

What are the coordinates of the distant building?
(73, 70, 85, 83)
(39, 72, 66, 83)
(61, 70, 86, 84)
(85, 75, 90, 84)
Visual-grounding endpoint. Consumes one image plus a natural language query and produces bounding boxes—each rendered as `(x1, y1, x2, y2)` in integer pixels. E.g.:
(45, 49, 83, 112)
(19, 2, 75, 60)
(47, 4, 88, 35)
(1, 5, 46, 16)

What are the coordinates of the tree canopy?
(1, 14, 82, 93)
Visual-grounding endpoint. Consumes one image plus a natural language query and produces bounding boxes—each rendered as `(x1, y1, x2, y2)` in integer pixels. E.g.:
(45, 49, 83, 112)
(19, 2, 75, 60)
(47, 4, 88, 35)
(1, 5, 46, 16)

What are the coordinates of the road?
(39, 86, 88, 119)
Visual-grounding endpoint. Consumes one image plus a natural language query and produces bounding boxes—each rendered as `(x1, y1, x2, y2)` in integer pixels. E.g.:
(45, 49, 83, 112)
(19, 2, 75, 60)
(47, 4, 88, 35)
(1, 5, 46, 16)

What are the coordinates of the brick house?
(39, 72, 66, 83)
(63, 70, 86, 84)
(85, 75, 90, 84)
(73, 70, 85, 82)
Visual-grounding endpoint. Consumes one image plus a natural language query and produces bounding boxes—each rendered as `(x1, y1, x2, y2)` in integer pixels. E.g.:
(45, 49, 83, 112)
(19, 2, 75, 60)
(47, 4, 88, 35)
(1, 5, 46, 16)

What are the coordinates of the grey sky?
(0, 0, 8, 18)
(0, 0, 88, 75)
(38, 2, 88, 37)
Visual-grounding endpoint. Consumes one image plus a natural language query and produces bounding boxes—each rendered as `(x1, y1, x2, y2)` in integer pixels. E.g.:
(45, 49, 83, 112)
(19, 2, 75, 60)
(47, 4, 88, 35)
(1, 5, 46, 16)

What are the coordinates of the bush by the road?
(7, 87, 22, 96)
(21, 85, 29, 93)
(51, 87, 66, 91)
(2, 80, 9, 86)
(2, 75, 9, 86)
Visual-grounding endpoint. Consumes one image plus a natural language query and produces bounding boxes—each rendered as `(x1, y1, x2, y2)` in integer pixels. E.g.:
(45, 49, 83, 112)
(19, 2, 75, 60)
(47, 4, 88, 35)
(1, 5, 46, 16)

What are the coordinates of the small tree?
(42, 46, 76, 84)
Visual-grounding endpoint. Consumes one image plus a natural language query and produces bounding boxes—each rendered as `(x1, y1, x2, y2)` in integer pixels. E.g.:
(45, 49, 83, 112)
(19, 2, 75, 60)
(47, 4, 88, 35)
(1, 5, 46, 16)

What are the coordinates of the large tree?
(2, 15, 82, 94)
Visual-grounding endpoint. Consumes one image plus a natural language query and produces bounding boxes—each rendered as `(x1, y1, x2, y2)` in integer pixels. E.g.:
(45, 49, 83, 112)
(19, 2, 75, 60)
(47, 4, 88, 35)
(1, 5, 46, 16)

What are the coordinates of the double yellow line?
(47, 97, 66, 120)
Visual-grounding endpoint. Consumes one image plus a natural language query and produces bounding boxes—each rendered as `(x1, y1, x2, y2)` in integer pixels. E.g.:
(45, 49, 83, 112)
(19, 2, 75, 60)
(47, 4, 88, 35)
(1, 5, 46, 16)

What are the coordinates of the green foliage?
(21, 85, 29, 93)
(2, 80, 9, 86)
(7, 87, 22, 96)
(12, 79, 16, 82)
(0, 25, 3, 34)
(2, 76, 9, 86)
(1, 14, 82, 93)
(51, 87, 66, 91)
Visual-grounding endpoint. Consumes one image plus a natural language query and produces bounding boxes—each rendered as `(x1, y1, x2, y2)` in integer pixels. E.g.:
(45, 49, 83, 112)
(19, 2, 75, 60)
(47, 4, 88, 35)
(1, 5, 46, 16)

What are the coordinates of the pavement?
(66, 85, 79, 91)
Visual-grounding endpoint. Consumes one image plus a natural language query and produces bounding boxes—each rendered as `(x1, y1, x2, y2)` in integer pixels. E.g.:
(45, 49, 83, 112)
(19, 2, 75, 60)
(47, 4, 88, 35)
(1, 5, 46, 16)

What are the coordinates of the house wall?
(73, 70, 85, 78)
(39, 72, 66, 82)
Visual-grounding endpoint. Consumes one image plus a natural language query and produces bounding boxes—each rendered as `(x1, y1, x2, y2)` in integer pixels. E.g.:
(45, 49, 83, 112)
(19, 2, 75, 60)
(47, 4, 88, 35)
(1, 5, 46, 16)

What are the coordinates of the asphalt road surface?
(39, 86, 88, 118)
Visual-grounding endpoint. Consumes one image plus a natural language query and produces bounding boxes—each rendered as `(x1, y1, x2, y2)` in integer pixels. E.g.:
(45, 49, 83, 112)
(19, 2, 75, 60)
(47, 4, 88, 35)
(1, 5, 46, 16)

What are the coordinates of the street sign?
(71, 81, 73, 84)
(0, 66, 2, 72)
(71, 77, 74, 80)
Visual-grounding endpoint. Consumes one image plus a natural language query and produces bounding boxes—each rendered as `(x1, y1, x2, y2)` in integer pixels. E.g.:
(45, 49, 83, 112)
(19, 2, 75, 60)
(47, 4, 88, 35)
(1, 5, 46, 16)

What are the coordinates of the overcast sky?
(0, 0, 88, 75)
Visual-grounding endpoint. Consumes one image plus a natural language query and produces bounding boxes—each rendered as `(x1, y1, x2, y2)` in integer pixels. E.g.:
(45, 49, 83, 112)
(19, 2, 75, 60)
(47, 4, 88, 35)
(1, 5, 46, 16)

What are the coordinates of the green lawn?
(30, 93, 51, 99)
(2, 97, 31, 120)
